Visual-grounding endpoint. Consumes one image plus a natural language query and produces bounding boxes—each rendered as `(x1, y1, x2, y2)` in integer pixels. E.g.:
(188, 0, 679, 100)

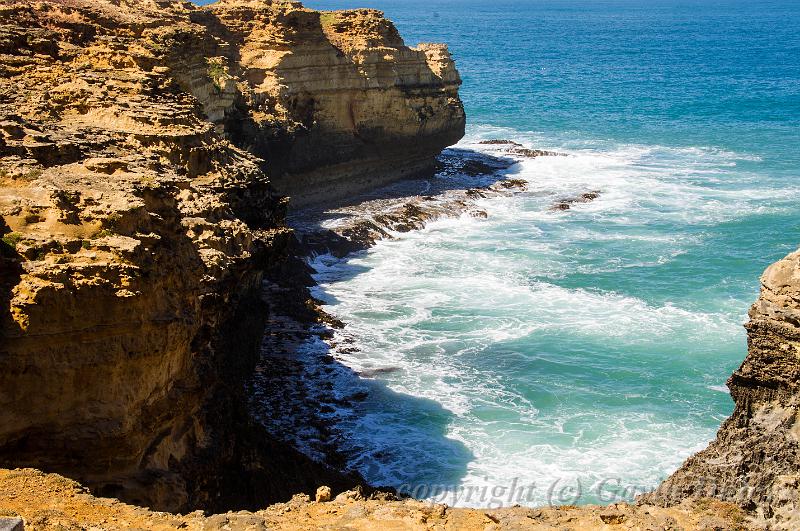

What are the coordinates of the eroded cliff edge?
(206, 1, 466, 205)
(1, 0, 796, 528)
(0, 0, 463, 513)
(642, 249, 800, 528)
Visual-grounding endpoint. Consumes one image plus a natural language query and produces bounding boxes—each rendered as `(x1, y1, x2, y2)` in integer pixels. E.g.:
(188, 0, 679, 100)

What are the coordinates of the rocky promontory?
(642, 250, 800, 528)
(0, 0, 797, 529)
(0, 0, 462, 513)
(206, 1, 466, 205)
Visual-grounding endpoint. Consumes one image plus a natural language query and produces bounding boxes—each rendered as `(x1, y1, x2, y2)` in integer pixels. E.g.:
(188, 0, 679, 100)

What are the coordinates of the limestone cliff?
(0, 0, 461, 513)
(642, 249, 800, 529)
(5, 0, 793, 528)
(207, 1, 466, 205)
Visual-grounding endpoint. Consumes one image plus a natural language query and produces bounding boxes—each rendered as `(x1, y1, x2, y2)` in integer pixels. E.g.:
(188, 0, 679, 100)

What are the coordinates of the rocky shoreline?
(0, 136, 754, 528)
(0, 0, 465, 514)
(249, 146, 548, 479)
(1, 0, 798, 529)
(246, 140, 800, 530)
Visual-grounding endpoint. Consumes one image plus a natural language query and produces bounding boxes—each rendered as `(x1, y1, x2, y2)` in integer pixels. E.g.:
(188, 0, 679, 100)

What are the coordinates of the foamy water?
(293, 0, 800, 508)
(302, 128, 797, 507)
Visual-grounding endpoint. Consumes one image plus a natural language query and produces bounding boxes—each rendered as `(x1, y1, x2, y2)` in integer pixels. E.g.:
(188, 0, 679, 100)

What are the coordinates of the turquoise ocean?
(303, 0, 798, 507)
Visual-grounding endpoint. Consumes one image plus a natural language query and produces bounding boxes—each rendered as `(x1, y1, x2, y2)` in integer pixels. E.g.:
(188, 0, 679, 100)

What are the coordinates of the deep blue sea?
(230, 0, 800, 507)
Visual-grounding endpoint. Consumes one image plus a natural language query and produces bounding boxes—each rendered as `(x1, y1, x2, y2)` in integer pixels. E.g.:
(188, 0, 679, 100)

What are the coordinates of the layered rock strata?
(205, 0, 466, 205)
(1, 0, 796, 528)
(0, 0, 462, 513)
(642, 249, 800, 529)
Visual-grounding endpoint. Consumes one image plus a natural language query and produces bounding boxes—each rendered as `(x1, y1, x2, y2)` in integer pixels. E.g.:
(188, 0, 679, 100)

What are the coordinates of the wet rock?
(509, 147, 567, 158)
(478, 139, 522, 146)
(296, 173, 530, 259)
(349, 391, 369, 402)
(476, 140, 566, 158)
(495, 179, 528, 190)
(436, 148, 516, 177)
(550, 190, 602, 211)
(358, 367, 402, 378)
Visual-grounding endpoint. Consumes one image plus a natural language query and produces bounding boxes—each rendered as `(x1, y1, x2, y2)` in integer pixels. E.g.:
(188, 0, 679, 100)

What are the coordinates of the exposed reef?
(550, 190, 601, 211)
(477, 139, 567, 159)
(0, 0, 796, 528)
(291, 148, 522, 257)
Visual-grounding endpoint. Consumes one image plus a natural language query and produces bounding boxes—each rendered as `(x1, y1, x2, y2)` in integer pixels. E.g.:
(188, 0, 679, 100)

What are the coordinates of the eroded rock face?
(642, 249, 800, 529)
(6, 0, 788, 526)
(207, 1, 466, 205)
(0, 0, 461, 513)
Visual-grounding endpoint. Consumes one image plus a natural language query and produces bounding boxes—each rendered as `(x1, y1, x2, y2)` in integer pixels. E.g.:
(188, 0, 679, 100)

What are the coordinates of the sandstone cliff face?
(0, 0, 461, 513)
(642, 249, 800, 529)
(0, 1, 795, 526)
(207, 0, 466, 205)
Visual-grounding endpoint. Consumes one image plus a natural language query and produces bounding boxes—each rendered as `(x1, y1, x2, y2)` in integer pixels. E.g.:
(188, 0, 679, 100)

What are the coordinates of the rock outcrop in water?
(0, 0, 462, 513)
(642, 249, 800, 529)
(0, 0, 796, 528)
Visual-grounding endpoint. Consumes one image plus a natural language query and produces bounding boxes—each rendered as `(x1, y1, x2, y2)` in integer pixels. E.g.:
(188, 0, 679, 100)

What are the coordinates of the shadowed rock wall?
(642, 249, 800, 529)
(0, 0, 460, 512)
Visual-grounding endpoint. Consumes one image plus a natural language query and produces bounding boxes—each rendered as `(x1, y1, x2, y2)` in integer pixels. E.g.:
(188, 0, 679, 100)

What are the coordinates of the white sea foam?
(461, 126, 793, 227)
(707, 385, 730, 394)
(287, 125, 786, 508)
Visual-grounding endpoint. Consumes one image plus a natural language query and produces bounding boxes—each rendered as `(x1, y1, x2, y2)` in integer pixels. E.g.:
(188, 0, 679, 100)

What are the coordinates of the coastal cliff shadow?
(312, 261, 372, 291)
(254, 262, 476, 497)
(288, 148, 520, 228)
(249, 147, 532, 499)
(251, 330, 475, 495)
(0, 218, 23, 342)
(0, 185, 364, 514)
(337, 369, 475, 491)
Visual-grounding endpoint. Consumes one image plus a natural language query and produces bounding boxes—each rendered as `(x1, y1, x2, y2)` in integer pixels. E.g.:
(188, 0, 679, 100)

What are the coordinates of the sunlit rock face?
(643, 250, 800, 529)
(0, 0, 462, 512)
(207, 0, 466, 205)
